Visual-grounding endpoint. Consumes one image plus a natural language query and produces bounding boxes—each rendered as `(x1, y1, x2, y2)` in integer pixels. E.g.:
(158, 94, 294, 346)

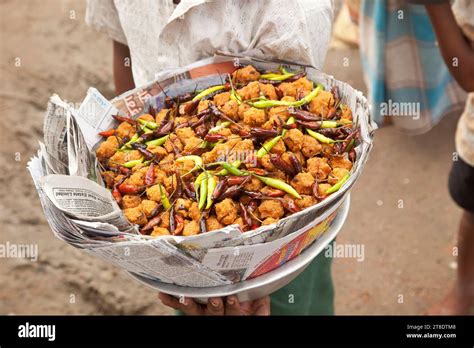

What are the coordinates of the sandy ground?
(0, 0, 463, 315)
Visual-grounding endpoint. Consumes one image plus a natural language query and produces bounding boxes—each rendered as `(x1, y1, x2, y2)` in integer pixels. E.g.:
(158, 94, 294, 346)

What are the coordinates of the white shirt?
(86, 0, 333, 87)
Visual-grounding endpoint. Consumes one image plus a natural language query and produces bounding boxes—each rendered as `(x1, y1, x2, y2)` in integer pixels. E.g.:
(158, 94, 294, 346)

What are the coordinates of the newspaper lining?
(28, 55, 375, 288)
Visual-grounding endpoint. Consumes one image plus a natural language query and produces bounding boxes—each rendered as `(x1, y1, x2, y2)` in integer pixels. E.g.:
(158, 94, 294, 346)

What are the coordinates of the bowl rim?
(127, 193, 350, 298)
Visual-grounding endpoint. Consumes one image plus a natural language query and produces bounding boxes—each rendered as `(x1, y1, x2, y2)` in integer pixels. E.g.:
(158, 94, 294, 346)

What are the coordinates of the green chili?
(120, 133, 140, 150)
(230, 90, 242, 105)
(256, 115, 295, 156)
(320, 121, 338, 128)
(158, 184, 171, 210)
(142, 126, 154, 134)
(145, 135, 169, 147)
(260, 72, 294, 81)
(248, 98, 292, 109)
(206, 175, 217, 209)
(219, 162, 248, 176)
(259, 66, 301, 81)
(215, 160, 241, 176)
(306, 129, 335, 144)
(325, 172, 350, 195)
(138, 119, 158, 129)
(200, 121, 231, 149)
(228, 75, 242, 105)
(122, 157, 144, 168)
(292, 84, 323, 107)
(281, 116, 295, 137)
(254, 175, 302, 199)
(320, 120, 352, 128)
(209, 121, 231, 133)
(137, 123, 154, 134)
(256, 135, 282, 158)
(345, 139, 355, 152)
(175, 155, 203, 176)
(192, 85, 225, 101)
(248, 85, 322, 109)
(198, 173, 208, 210)
(194, 172, 206, 194)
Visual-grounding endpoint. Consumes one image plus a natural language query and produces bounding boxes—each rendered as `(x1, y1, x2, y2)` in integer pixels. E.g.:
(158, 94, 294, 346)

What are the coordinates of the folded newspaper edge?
(28, 55, 375, 288)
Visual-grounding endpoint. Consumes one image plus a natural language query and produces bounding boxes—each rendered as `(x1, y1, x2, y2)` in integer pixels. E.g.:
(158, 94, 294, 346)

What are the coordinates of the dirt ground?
(0, 0, 463, 315)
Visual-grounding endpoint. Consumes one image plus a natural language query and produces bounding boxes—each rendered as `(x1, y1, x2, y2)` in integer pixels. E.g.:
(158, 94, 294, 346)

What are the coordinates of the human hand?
(158, 293, 270, 316)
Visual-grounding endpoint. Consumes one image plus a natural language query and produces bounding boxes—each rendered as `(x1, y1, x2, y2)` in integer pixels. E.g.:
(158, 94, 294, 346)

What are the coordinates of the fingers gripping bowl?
(129, 194, 351, 303)
(96, 64, 364, 238)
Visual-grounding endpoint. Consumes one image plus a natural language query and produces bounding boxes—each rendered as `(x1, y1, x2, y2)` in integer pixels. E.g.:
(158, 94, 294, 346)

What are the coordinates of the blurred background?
(0, 0, 463, 314)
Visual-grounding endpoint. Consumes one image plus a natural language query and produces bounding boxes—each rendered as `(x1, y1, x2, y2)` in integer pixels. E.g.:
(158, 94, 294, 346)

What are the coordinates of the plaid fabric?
(359, 0, 466, 134)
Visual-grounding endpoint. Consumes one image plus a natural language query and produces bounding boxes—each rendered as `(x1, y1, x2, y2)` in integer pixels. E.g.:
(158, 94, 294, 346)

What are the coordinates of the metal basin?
(128, 194, 350, 303)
